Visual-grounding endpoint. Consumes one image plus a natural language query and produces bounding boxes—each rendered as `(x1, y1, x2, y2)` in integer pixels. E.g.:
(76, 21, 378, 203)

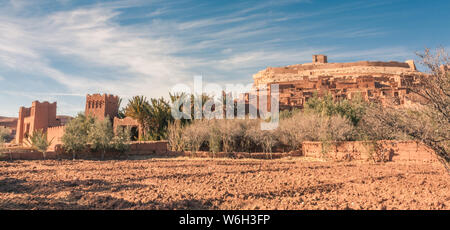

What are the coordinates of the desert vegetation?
(166, 94, 402, 155)
(357, 48, 449, 171)
(0, 127, 12, 160)
(0, 127, 8, 147)
(0, 127, 7, 156)
(25, 130, 52, 160)
(0, 127, 9, 143)
(61, 114, 131, 159)
(163, 48, 449, 172)
(123, 96, 173, 141)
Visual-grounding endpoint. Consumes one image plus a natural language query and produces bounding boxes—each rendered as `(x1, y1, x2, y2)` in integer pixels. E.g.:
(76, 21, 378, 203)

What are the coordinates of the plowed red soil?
(0, 157, 448, 210)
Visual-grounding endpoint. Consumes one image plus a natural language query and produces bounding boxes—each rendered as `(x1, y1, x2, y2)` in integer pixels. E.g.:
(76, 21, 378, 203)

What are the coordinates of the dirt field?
(0, 157, 448, 210)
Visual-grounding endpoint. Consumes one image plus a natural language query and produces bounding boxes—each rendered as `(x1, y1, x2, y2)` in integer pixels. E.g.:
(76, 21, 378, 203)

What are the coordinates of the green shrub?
(112, 126, 131, 156)
(305, 92, 368, 126)
(0, 127, 9, 142)
(62, 113, 95, 159)
(88, 118, 114, 160)
(208, 125, 221, 157)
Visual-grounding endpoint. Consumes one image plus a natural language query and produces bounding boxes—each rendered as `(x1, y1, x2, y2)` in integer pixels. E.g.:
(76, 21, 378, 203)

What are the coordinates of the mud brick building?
(15, 101, 61, 144)
(251, 55, 425, 110)
(113, 116, 143, 141)
(85, 93, 120, 121)
(14, 93, 143, 150)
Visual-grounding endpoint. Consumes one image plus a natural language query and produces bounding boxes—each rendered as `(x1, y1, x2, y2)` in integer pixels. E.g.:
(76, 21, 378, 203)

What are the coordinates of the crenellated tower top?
(85, 93, 119, 121)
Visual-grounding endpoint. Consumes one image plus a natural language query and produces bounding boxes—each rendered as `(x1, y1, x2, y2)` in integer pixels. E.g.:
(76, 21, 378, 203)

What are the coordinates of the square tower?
(312, 55, 327, 64)
(16, 101, 59, 144)
(85, 94, 119, 121)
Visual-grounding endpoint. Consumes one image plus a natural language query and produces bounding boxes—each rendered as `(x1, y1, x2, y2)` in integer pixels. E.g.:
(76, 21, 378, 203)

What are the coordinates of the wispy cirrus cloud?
(0, 0, 442, 116)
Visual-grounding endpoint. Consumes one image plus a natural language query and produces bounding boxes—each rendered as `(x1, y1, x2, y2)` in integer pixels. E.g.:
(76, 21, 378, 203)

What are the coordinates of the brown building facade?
(113, 117, 143, 141)
(85, 94, 120, 121)
(251, 55, 425, 110)
(15, 101, 61, 144)
(14, 93, 143, 149)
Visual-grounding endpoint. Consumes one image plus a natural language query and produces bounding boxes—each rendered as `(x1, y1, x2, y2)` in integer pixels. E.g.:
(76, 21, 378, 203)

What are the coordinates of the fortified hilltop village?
(0, 54, 438, 152)
(253, 54, 425, 110)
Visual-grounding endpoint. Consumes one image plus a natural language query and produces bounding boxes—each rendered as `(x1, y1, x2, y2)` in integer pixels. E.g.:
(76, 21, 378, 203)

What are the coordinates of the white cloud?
(0, 0, 419, 116)
(0, 6, 193, 99)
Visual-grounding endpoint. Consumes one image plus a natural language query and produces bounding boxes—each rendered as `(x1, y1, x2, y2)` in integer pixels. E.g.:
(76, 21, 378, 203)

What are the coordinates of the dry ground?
(0, 157, 448, 210)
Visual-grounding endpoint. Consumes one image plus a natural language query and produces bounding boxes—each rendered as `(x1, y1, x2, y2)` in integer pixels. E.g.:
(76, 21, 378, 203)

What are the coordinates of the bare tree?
(410, 48, 449, 171)
(363, 48, 449, 172)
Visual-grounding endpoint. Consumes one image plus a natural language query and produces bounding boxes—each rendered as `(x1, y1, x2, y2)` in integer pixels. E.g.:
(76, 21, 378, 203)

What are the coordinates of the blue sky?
(0, 0, 449, 117)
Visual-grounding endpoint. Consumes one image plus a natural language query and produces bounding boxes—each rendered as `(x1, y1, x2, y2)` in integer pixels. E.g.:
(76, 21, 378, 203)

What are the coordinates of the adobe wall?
(16, 107, 31, 144)
(1, 140, 169, 160)
(47, 126, 65, 151)
(302, 140, 436, 162)
(0, 148, 58, 160)
(253, 56, 422, 86)
(254, 66, 420, 85)
(2, 140, 437, 162)
(113, 117, 143, 140)
(48, 141, 168, 157)
(128, 141, 168, 155)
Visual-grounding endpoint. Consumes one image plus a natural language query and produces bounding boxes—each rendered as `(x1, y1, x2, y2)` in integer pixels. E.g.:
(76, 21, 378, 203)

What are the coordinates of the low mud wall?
(128, 141, 168, 155)
(181, 151, 292, 159)
(1, 141, 169, 160)
(1, 140, 437, 161)
(47, 126, 65, 151)
(0, 148, 58, 160)
(302, 140, 436, 161)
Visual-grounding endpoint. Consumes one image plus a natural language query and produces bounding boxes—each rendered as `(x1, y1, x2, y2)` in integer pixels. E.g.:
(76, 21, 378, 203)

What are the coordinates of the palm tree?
(25, 129, 53, 160)
(169, 92, 213, 122)
(146, 97, 173, 140)
(169, 92, 192, 125)
(117, 97, 126, 119)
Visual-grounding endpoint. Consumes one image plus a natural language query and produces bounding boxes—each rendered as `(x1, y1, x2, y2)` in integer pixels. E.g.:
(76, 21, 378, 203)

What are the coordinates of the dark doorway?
(130, 126, 139, 141)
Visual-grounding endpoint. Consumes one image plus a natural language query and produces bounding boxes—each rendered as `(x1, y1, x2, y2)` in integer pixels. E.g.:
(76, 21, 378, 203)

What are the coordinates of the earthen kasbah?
(14, 94, 142, 150)
(251, 55, 425, 110)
